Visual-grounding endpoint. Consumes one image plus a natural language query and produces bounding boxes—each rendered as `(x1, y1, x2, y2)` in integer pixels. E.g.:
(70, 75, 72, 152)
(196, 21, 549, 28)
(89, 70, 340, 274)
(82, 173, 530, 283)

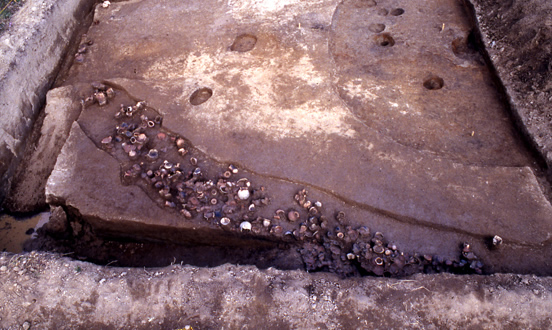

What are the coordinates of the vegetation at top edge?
(0, 0, 25, 34)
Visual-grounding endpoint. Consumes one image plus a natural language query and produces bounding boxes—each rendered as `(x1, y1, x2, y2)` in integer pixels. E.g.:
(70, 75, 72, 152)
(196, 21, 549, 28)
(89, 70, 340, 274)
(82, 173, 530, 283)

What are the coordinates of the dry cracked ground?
(1, 0, 552, 327)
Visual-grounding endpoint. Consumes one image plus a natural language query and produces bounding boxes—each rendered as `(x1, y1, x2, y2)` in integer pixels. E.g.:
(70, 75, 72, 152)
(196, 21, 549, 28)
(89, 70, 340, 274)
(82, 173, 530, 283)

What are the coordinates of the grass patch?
(0, 0, 26, 35)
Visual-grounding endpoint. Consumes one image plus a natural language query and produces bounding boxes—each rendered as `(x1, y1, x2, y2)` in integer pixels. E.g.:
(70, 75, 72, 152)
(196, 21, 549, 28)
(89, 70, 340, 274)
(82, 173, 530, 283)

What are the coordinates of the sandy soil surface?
(1, 251, 551, 329)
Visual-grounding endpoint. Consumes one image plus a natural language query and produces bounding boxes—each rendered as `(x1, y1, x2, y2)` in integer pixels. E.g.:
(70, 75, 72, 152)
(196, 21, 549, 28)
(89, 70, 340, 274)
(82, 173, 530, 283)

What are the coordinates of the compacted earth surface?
(1, 0, 552, 327)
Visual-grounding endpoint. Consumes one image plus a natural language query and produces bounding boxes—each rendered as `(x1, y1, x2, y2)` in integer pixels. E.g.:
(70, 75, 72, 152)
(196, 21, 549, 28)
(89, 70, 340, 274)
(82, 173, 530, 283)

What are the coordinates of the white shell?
(263, 219, 271, 227)
(237, 189, 250, 200)
(347, 253, 356, 260)
(220, 217, 231, 226)
(102, 0, 110, 8)
(240, 221, 252, 231)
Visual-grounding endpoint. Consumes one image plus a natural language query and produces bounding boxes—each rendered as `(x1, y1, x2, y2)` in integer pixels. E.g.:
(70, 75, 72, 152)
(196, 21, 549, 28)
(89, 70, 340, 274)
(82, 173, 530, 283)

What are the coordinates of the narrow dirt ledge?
(1, 251, 551, 329)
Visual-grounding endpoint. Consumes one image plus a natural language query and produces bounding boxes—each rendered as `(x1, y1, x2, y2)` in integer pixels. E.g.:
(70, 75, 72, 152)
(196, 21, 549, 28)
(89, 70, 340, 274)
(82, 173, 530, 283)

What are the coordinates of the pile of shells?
(292, 189, 485, 277)
(82, 82, 115, 107)
(91, 84, 484, 277)
(97, 92, 271, 232)
(293, 189, 484, 276)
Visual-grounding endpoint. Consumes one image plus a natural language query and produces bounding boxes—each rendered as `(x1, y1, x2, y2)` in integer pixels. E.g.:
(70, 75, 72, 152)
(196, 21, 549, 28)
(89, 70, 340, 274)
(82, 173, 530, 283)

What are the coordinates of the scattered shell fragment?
(240, 221, 252, 231)
(75, 53, 85, 63)
(163, 160, 173, 169)
(106, 87, 115, 98)
(229, 164, 238, 174)
(101, 136, 112, 145)
(270, 225, 283, 235)
(176, 138, 186, 148)
(94, 92, 107, 106)
(102, 0, 110, 8)
(147, 149, 159, 160)
(190, 157, 198, 166)
(154, 115, 163, 125)
(220, 217, 231, 226)
(136, 101, 146, 110)
(373, 245, 385, 254)
(287, 210, 300, 222)
(237, 188, 250, 200)
(136, 133, 147, 144)
(77, 44, 87, 54)
(492, 235, 503, 246)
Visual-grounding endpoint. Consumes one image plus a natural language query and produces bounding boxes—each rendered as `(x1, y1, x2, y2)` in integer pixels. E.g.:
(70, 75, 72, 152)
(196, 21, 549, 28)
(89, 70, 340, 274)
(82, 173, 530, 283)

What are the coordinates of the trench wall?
(0, 0, 95, 205)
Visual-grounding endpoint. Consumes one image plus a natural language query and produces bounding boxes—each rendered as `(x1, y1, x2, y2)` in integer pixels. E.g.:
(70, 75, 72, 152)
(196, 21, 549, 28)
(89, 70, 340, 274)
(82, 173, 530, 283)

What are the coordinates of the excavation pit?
(2, 0, 552, 327)
(2, 0, 552, 278)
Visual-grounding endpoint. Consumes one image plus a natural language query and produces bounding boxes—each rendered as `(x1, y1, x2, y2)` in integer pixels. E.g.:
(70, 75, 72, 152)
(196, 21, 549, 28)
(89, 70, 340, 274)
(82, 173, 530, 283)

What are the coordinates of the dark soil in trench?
(20, 198, 487, 279)
(24, 219, 305, 270)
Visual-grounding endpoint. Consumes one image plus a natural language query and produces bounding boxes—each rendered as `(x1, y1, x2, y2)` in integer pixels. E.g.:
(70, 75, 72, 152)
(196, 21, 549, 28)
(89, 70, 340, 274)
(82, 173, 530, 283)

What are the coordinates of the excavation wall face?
(468, 0, 552, 169)
(41, 0, 552, 276)
(0, 0, 96, 206)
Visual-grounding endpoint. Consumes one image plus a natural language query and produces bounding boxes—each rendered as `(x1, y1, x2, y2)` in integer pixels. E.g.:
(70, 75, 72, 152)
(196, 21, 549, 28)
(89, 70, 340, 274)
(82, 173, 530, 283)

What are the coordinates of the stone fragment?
(43, 206, 69, 237)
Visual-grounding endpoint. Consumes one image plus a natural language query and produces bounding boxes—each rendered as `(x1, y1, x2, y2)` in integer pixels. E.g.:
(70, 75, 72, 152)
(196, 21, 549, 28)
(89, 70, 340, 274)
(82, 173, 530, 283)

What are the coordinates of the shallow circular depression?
(375, 33, 395, 47)
(189, 87, 213, 105)
(390, 8, 405, 16)
(423, 75, 444, 90)
(356, 0, 377, 7)
(230, 34, 257, 52)
(369, 23, 386, 33)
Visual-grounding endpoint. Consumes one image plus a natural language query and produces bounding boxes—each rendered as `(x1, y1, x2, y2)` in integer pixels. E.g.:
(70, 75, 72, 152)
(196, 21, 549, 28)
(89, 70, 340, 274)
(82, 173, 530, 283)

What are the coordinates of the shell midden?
(83, 84, 484, 277)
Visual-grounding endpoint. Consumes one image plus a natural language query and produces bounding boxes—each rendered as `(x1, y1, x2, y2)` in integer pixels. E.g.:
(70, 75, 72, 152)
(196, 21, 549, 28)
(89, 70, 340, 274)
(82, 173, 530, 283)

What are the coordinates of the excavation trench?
(3, 0, 552, 278)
